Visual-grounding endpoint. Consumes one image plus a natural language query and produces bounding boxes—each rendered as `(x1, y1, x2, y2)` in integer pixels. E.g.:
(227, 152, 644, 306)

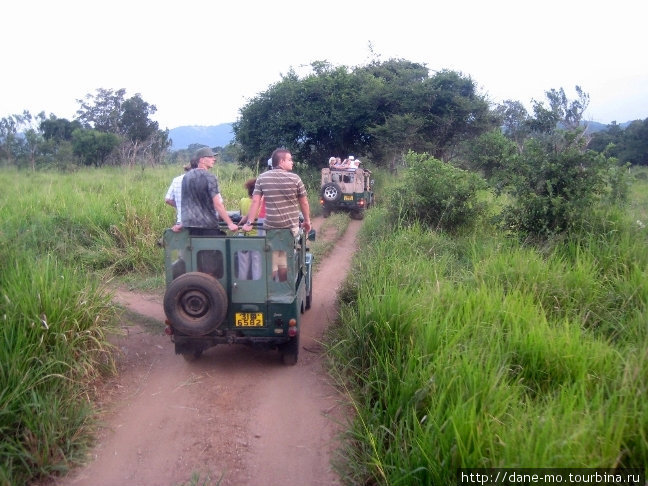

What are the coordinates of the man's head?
(193, 147, 217, 169)
(271, 148, 293, 171)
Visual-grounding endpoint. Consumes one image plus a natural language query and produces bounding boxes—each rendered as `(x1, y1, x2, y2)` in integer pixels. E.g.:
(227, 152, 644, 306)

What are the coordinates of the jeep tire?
(163, 272, 228, 336)
(321, 182, 342, 203)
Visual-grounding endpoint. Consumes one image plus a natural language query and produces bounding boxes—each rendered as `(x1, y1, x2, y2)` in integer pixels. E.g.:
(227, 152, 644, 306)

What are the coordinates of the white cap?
(349, 155, 355, 160)
(267, 158, 272, 167)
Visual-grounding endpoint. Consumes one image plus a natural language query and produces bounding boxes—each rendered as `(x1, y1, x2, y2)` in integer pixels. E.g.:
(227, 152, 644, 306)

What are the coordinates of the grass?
(3, 162, 647, 485)
(0, 162, 334, 484)
(326, 203, 648, 485)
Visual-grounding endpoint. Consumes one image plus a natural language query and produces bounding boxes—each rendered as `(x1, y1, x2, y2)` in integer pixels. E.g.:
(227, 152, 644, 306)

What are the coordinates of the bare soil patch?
(50, 217, 360, 486)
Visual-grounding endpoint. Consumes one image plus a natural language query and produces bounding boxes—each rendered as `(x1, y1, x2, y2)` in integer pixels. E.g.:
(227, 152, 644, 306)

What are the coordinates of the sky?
(2, 0, 646, 130)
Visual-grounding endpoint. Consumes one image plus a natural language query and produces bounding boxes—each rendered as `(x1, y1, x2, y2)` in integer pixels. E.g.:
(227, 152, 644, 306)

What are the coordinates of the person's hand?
(241, 223, 252, 233)
(301, 220, 311, 233)
(227, 222, 239, 232)
(172, 223, 183, 232)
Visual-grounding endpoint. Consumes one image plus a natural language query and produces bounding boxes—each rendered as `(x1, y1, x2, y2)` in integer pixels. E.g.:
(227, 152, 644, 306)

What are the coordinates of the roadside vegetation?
(0, 162, 324, 485)
(326, 155, 648, 484)
(1, 56, 647, 486)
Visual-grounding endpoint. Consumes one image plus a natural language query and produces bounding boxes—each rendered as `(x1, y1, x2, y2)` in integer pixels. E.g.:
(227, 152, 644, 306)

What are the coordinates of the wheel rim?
(179, 290, 210, 318)
(323, 187, 338, 200)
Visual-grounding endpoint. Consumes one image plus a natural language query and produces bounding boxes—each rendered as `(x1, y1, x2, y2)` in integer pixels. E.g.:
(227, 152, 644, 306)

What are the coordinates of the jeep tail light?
(164, 325, 174, 335)
(319, 198, 324, 206)
(358, 198, 365, 207)
(288, 318, 297, 327)
(288, 327, 298, 337)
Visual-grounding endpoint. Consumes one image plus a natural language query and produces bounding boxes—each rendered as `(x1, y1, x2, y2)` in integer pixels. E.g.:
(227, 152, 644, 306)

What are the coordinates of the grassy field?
(0, 162, 324, 485)
(1, 163, 647, 485)
(327, 169, 648, 484)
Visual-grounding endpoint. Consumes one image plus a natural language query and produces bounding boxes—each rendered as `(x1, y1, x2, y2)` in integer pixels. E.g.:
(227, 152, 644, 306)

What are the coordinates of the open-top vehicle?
(161, 222, 315, 365)
(320, 166, 374, 219)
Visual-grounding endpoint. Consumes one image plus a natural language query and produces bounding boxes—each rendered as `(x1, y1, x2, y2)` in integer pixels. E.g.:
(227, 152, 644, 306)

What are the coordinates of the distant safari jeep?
(320, 167, 374, 219)
(161, 223, 315, 365)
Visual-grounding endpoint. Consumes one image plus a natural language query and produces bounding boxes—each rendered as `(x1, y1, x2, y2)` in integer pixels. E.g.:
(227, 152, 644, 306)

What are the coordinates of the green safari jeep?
(161, 223, 315, 365)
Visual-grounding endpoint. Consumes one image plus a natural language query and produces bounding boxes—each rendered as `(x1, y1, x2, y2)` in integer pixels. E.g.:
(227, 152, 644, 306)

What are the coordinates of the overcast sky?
(2, 0, 646, 129)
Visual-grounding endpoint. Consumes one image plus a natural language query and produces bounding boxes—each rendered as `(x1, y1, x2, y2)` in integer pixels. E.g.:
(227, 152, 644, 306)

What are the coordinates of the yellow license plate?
(235, 312, 264, 327)
(343, 195, 354, 201)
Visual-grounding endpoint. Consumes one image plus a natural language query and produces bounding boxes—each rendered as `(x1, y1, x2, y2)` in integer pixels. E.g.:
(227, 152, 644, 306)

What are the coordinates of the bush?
(501, 135, 622, 237)
(385, 151, 488, 232)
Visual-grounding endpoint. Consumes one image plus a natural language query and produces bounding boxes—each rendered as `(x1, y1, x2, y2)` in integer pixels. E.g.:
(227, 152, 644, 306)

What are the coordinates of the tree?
(75, 88, 166, 166)
(20, 111, 46, 171)
(234, 59, 495, 168)
(528, 86, 589, 134)
(0, 115, 19, 165)
(465, 128, 519, 182)
(72, 129, 120, 167)
(76, 88, 127, 132)
(495, 100, 530, 152)
(40, 116, 82, 142)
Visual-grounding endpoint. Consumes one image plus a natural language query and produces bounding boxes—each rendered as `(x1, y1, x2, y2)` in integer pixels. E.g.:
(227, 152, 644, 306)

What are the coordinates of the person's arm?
(212, 195, 239, 231)
(298, 195, 311, 233)
(241, 194, 262, 232)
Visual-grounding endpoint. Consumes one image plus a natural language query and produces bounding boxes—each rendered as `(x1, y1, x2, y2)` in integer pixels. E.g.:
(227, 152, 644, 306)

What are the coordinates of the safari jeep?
(320, 167, 374, 219)
(161, 224, 315, 365)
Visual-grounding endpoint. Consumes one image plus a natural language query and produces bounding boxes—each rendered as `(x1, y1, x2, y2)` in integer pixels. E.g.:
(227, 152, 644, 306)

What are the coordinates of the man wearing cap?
(180, 147, 239, 233)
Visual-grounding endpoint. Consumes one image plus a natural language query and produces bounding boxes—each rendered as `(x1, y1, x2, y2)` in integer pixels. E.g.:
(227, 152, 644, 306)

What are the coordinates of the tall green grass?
(328, 205, 648, 485)
(0, 163, 327, 484)
(0, 249, 117, 485)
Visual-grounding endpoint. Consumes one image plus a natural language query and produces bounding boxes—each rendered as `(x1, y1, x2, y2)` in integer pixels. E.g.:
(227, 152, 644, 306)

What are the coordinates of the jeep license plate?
(235, 313, 264, 327)
(343, 195, 353, 201)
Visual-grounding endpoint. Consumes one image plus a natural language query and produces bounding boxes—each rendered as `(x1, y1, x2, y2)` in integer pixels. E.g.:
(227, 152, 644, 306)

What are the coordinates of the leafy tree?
(588, 119, 648, 165)
(75, 88, 167, 166)
(617, 119, 648, 165)
(40, 116, 82, 143)
(71, 129, 120, 167)
(464, 128, 519, 183)
(0, 115, 20, 165)
(234, 59, 495, 168)
(495, 100, 530, 151)
(21, 111, 46, 171)
(528, 86, 589, 134)
(501, 131, 617, 237)
(76, 88, 127, 132)
(414, 70, 496, 161)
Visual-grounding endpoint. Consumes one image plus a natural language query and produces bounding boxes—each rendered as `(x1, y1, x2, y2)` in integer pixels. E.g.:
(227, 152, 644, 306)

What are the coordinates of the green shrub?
(386, 151, 488, 232)
(501, 136, 620, 237)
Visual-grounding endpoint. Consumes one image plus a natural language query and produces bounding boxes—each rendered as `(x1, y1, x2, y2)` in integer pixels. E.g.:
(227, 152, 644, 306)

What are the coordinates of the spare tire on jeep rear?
(163, 272, 227, 336)
(321, 182, 342, 203)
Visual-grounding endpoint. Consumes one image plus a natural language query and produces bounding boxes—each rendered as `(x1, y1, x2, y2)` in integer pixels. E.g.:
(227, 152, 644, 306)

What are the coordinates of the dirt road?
(53, 218, 360, 486)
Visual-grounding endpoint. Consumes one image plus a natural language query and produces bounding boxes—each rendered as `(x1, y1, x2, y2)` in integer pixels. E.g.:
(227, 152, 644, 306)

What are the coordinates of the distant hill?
(585, 120, 634, 134)
(168, 123, 234, 150)
(166, 119, 638, 150)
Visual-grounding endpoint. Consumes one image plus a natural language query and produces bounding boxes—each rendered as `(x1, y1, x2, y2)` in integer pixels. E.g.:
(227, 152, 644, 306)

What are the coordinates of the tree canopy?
(233, 59, 497, 168)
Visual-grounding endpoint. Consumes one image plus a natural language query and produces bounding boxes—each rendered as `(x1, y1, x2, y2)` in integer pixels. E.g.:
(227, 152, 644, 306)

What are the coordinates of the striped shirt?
(253, 169, 307, 234)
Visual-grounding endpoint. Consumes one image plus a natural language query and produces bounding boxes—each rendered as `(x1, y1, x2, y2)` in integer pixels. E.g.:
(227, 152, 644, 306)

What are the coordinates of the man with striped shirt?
(241, 148, 311, 236)
(241, 148, 311, 281)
